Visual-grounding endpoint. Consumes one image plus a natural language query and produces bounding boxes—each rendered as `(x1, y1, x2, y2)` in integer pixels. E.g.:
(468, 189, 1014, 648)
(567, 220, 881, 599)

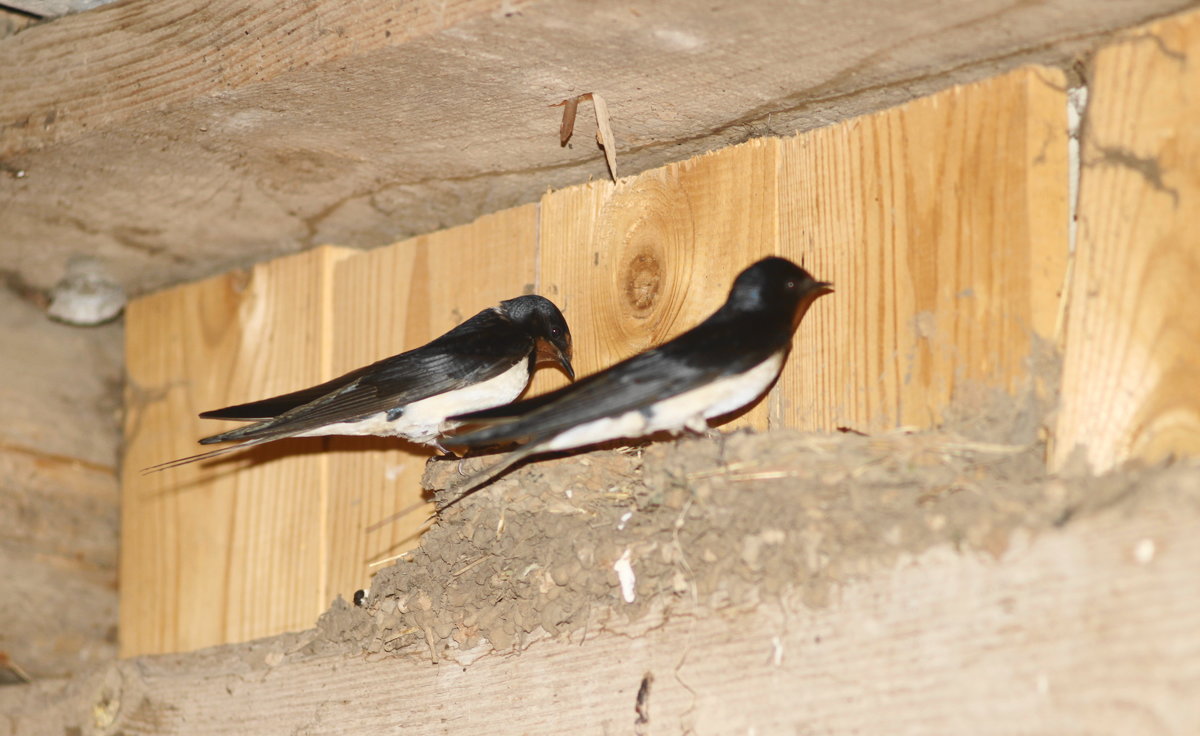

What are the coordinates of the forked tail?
(141, 437, 271, 474)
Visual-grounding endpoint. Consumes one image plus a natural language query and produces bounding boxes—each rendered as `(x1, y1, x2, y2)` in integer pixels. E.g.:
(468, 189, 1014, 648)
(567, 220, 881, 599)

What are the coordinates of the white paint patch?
(295, 359, 530, 445)
(653, 28, 704, 51)
(613, 549, 636, 603)
(1068, 85, 1088, 254)
(384, 463, 407, 481)
(544, 352, 785, 453)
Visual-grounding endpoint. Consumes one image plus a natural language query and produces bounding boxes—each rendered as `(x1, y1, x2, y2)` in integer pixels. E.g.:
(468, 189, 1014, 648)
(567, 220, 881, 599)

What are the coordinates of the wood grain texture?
(120, 246, 354, 657)
(324, 206, 539, 605)
(0, 447, 118, 680)
(0, 287, 123, 467)
(1053, 11, 1200, 473)
(5, 0, 1193, 301)
(0, 287, 122, 680)
(774, 66, 1069, 433)
(539, 139, 779, 431)
(8, 470, 1200, 734)
(0, 0, 516, 154)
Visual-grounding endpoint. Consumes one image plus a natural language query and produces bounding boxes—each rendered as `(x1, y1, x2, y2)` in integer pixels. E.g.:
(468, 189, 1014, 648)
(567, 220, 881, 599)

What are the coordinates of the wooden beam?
(3, 0, 1196, 297)
(0, 446, 117, 680)
(774, 65, 1069, 434)
(120, 246, 354, 657)
(1052, 10, 1200, 472)
(323, 205, 539, 604)
(6, 464, 1200, 733)
(0, 288, 121, 680)
(0, 0, 513, 154)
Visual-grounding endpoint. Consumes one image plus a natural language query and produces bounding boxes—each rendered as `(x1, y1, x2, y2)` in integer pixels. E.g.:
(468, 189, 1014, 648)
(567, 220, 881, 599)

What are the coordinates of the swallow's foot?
(433, 439, 466, 460)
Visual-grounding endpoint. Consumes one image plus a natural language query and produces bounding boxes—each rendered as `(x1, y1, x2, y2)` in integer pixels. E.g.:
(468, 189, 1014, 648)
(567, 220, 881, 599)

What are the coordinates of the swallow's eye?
(551, 327, 560, 336)
(785, 280, 797, 290)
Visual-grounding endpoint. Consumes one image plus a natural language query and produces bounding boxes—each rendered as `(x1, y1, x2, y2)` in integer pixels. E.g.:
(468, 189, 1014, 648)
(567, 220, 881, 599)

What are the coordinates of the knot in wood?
(622, 253, 662, 314)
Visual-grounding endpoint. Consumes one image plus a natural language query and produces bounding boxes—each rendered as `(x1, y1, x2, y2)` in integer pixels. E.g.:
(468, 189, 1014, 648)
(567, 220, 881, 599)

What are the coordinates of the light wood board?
(774, 65, 1069, 433)
(539, 138, 780, 431)
(121, 246, 354, 657)
(323, 205, 539, 604)
(1053, 11, 1200, 472)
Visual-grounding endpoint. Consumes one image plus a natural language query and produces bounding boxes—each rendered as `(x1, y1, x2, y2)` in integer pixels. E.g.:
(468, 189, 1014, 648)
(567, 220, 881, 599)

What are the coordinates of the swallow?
(439, 256, 831, 506)
(147, 294, 573, 471)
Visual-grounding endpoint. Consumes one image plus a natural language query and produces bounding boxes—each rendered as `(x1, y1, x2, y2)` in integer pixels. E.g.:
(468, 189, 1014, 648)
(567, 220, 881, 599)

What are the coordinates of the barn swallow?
(438, 256, 831, 506)
(147, 295, 573, 471)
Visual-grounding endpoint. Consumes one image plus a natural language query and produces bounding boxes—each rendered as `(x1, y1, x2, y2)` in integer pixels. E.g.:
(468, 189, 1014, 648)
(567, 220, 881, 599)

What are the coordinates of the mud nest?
(314, 427, 1170, 664)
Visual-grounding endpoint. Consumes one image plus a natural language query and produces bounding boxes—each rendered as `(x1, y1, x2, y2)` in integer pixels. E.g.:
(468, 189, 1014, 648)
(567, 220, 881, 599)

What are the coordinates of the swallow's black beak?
(554, 339, 575, 382)
(792, 281, 833, 330)
(537, 335, 575, 381)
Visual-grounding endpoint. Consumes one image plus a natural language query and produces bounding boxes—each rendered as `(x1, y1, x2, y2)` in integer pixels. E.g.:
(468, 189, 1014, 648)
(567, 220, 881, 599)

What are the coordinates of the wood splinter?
(552, 92, 618, 181)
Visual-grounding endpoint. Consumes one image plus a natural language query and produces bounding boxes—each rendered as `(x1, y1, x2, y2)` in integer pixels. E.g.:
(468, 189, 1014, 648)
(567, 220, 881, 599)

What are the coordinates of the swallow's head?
(727, 256, 833, 324)
(500, 294, 575, 381)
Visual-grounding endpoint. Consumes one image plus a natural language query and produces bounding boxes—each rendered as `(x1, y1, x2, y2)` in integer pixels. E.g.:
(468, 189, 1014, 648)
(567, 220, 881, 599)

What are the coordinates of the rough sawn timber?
(0, 288, 122, 682)
(774, 66, 1067, 434)
(3, 469, 1199, 734)
(2, 0, 1198, 295)
(120, 246, 355, 657)
(1052, 9, 1200, 473)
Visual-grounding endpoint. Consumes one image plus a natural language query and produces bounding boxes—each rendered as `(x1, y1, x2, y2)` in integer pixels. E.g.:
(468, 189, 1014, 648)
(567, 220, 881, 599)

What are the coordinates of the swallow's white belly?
(543, 351, 784, 453)
(295, 359, 531, 445)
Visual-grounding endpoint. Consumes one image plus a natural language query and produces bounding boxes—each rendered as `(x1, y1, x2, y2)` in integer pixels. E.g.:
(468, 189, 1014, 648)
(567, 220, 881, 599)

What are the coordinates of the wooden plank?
(323, 206, 539, 604)
(0, 0, 515, 154)
(0, 286, 123, 467)
(7, 468, 1200, 734)
(0, 447, 118, 681)
(120, 246, 354, 657)
(775, 66, 1069, 433)
(1052, 10, 1200, 473)
(538, 138, 779, 431)
(0, 286, 121, 680)
(6, 1, 1194, 300)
